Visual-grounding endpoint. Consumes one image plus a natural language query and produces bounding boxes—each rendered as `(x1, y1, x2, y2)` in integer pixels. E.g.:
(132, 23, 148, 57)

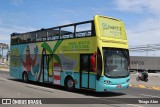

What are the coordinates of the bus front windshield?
(103, 48, 130, 78)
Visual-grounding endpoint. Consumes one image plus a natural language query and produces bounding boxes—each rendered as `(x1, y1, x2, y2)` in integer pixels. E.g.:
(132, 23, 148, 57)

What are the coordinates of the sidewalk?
(0, 65, 9, 72)
(130, 73, 160, 87)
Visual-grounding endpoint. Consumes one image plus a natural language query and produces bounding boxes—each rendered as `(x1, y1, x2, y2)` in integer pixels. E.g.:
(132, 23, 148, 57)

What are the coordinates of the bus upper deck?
(11, 20, 95, 45)
(11, 15, 127, 48)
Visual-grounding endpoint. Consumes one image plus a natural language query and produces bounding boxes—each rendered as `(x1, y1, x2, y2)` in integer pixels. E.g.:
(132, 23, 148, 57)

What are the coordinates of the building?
(0, 43, 9, 65)
(130, 56, 160, 73)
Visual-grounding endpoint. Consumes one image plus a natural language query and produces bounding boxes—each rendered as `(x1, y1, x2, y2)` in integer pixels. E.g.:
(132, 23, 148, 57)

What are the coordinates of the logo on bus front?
(102, 23, 121, 31)
(101, 23, 121, 37)
(97, 17, 127, 40)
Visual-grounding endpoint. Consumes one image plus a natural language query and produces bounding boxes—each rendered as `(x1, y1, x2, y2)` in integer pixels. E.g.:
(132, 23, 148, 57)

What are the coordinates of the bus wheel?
(65, 77, 75, 91)
(22, 72, 28, 82)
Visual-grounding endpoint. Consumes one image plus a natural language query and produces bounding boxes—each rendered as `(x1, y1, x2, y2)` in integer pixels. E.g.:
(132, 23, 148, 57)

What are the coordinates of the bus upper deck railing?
(11, 20, 95, 45)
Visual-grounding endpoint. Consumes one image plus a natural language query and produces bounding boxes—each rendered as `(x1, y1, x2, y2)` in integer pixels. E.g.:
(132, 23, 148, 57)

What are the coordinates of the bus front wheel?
(65, 77, 75, 91)
(22, 72, 28, 82)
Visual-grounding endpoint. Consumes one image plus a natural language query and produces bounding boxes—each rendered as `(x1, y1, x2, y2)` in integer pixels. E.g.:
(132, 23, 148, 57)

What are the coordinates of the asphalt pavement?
(0, 68, 160, 107)
(0, 65, 160, 87)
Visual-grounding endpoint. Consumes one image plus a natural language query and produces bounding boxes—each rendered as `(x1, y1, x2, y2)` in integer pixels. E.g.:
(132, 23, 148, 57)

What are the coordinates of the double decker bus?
(10, 15, 130, 92)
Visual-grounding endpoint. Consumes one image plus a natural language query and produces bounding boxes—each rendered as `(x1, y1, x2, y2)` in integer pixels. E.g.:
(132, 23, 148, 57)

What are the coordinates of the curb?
(0, 69, 9, 72)
(129, 84, 160, 91)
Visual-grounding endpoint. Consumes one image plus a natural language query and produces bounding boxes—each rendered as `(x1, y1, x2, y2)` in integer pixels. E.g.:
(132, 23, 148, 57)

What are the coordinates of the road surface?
(0, 70, 159, 107)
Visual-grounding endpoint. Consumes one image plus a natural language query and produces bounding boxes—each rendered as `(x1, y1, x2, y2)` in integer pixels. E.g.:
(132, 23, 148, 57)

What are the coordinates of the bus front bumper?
(96, 82, 130, 92)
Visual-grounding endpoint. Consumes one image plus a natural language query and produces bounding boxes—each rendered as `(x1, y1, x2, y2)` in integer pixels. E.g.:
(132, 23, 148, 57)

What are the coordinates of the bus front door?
(80, 54, 96, 89)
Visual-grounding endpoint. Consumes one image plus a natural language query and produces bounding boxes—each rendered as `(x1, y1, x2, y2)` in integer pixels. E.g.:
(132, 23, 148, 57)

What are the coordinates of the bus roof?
(94, 15, 122, 21)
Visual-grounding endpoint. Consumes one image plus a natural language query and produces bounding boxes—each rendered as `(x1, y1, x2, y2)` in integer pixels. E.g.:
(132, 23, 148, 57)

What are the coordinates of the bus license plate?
(116, 85, 121, 88)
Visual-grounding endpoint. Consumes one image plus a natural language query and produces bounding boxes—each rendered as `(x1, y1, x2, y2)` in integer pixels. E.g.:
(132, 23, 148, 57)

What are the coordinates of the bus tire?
(65, 76, 75, 91)
(145, 78, 148, 82)
(22, 72, 28, 82)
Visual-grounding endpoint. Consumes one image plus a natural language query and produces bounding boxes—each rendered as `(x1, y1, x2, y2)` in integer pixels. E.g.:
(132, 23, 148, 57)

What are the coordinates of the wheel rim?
(67, 79, 73, 88)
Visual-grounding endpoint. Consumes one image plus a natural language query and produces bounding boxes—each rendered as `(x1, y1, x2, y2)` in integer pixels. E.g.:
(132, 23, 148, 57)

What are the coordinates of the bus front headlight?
(104, 80, 111, 84)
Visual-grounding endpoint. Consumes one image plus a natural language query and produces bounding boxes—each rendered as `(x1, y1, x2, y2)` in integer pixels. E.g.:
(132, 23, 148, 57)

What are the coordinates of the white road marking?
(0, 78, 7, 81)
(141, 94, 160, 98)
(25, 85, 54, 93)
(0, 78, 54, 91)
(127, 104, 144, 107)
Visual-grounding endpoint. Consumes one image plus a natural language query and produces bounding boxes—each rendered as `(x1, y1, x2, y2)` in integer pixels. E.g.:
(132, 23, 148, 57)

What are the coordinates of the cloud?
(0, 25, 36, 35)
(127, 17, 160, 56)
(113, 0, 160, 56)
(114, 0, 160, 15)
(147, 0, 160, 15)
(113, 1, 160, 48)
(0, 25, 37, 44)
(0, 35, 9, 42)
(127, 21, 160, 56)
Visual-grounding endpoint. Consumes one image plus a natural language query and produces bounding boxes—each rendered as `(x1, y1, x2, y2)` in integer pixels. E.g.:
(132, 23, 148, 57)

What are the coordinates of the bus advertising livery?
(10, 15, 130, 92)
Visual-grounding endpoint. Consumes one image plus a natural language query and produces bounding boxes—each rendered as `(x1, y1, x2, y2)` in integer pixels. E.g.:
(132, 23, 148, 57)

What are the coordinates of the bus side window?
(61, 26, 74, 39)
(31, 32, 36, 42)
(36, 30, 47, 42)
(47, 28, 60, 40)
(26, 33, 31, 43)
(81, 55, 89, 72)
(76, 23, 92, 37)
(91, 21, 96, 36)
(22, 33, 31, 43)
(18, 34, 25, 44)
(23, 34, 28, 43)
(11, 35, 18, 45)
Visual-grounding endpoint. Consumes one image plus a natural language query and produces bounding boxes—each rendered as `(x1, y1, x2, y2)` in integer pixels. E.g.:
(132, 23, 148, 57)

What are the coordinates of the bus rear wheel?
(22, 72, 28, 82)
(65, 77, 75, 91)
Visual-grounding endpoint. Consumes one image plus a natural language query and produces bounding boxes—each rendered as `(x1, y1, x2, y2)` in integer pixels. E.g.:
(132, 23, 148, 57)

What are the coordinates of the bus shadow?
(76, 90, 126, 97)
(9, 79, 126, 97)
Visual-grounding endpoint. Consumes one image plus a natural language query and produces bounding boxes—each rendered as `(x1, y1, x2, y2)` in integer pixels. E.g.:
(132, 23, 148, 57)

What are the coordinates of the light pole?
(137, 63, 139, 73)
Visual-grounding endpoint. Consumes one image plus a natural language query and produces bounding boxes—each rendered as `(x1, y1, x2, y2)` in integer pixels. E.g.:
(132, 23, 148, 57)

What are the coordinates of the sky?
(1, 0, 160, 56)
